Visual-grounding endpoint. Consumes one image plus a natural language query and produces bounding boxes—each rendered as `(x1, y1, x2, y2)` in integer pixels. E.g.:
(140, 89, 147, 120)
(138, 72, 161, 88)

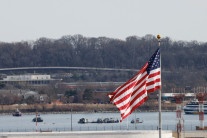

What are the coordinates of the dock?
(2, 130, 207, 138)
(1, 130, 207, 138)
(0, 130, 173, 138)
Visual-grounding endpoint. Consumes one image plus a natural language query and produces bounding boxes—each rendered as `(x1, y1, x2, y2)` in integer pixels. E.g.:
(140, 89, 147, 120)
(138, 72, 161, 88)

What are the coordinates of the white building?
(4, 75, 51, 81)
(0, 74, 59, 85)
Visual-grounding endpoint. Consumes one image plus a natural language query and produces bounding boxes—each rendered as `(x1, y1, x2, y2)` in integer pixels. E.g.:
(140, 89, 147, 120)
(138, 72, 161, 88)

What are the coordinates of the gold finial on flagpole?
(157, 35, 161, 47)
(157, 35, 161, 39)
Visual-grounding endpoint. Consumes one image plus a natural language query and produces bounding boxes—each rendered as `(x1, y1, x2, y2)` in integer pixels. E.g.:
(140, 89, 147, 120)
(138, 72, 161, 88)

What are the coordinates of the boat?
(131, 118, 143, 123)
(32, 115, 43, 122)
(103, 118, 119, 123)
(78, 118, 89, 124)
(184, 99, 207, 114)
(13, 109, 22, 117)
(78, 118, 119, 123)
(91, 118, 103, 123)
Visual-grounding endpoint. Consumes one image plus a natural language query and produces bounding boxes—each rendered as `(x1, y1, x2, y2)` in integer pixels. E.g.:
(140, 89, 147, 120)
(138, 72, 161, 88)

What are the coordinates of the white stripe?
(122, 92, 147, 117)
(113, 72, 147, 103)
(114, 74, 148, 108)
(147, 74, 161, 83)
(112, 66, 148, 101)
(118, 99, 131, 114)
(119, 84, 147, 114)
(146, 82, 161, 90)
(118, 85, 146, 114)
(113, 87, 133, 103)
(131, 72, 148, 92)
(130, 81, 147, 102)
(149, 68, 160, 74)
(112, 73, 142, 102)
(113, 83, 136, 104)
(124, 92, 147, 116)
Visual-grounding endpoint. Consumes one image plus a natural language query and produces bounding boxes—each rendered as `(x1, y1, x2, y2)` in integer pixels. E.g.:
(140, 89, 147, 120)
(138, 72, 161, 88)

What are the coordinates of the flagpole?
(127, 116, 129, 130)
(157, 35, 162, 138)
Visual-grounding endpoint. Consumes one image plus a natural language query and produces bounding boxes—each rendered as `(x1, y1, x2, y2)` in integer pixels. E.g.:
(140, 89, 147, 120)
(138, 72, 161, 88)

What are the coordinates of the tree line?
(0, 34, 207, 90)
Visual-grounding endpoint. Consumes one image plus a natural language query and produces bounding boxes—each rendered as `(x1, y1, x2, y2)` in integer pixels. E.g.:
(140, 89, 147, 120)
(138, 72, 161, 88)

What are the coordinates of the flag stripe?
(125, 89, 147, 112)
(117, 77, 148, 116)
(148, 71, 160, 79)
(111, 67, 148, 103)
(120, 90, 147, 115)
(110, 74, 141, 102)
(147, 86, 161, 93)
(147, 78, 161, 86)
(109, 63, 148, 101)
(114, 73, 148, 107)
(118, 81, 147, 112)
(115, 81, 148, 116)
(122, 95, 148, 121)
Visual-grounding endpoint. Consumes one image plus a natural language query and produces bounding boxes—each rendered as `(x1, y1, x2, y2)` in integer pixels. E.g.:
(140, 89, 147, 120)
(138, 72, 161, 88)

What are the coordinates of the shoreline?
(0, 102, 176, 115)
(0, 109, 176, 115)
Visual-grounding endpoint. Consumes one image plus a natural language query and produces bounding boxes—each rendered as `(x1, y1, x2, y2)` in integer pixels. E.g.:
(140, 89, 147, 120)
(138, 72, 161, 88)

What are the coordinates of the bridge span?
(0, 66, 139, 72)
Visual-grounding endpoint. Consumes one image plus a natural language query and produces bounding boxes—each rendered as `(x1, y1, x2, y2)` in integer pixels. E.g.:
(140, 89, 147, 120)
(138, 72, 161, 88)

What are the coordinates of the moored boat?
(131, 118, 143, 123)
(103, 118, 119, 123)
(78, 118, 89, 124)
(32, 115, 43, 122)
(184, 99, 207, 114)
(13, 109, 22, 117)
(91, 118, 103, 123)
(78, 118, 119, 123)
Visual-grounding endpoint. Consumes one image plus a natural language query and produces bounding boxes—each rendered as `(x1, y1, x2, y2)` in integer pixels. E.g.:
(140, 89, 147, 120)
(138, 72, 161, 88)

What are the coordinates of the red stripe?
(112, 81, 139, 102)
(113, 79, 147, 108)
(131, 79, 147, 97)
(146, 78, 161, 86)
(108, 76, 137, 101)
(109, 71, 141, 97)
(147, 86, 161, 93)
(111, 71, 148, 103)
(108, 63, 148, 101)
(123, 89, 147, 111)
(121, 96, 148, 121)
(114, 73, 148, 103)
(114, 92, 131, 105)
(118, 88, 147, 113)
(148, 71, 160, 79)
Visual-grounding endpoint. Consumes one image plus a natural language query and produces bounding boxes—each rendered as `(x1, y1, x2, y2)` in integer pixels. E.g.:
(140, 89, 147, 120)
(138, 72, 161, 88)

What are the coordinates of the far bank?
(0, 101, 177, 114)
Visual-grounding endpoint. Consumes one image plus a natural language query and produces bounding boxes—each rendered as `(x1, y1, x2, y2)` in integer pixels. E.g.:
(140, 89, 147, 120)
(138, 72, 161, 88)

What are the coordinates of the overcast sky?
(0, 0, 207, 42)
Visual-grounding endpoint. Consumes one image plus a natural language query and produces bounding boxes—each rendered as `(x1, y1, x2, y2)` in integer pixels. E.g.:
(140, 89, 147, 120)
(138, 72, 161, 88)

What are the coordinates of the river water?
(0, 112, 205, 132)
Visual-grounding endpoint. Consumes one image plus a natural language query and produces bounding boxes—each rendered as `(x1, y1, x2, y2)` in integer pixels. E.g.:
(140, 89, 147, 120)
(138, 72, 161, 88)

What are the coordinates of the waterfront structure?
(0, 74, 59, 85)
(197, 93, 206, 130)
(174, 94, 185, 134)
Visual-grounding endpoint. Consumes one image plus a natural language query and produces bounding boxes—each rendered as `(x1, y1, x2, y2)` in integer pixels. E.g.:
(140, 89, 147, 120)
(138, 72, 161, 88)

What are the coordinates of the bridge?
(0, 66, 139, 72)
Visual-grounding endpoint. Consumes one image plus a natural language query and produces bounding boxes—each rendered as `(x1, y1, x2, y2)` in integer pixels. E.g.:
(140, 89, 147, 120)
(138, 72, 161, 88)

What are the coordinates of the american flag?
(108, 48, 161, 121)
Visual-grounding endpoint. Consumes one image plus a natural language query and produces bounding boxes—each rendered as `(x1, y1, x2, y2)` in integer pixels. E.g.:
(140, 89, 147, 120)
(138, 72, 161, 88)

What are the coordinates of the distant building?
(0, 89, 49, 103)
(0, 74, 60, 85)
(23, 91, 39, 99)
(39, 94, 49, 103)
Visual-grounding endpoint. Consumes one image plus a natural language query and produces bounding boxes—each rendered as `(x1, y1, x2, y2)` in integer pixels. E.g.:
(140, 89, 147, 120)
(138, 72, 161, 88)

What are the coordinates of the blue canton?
(146, 48, 160, 75)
